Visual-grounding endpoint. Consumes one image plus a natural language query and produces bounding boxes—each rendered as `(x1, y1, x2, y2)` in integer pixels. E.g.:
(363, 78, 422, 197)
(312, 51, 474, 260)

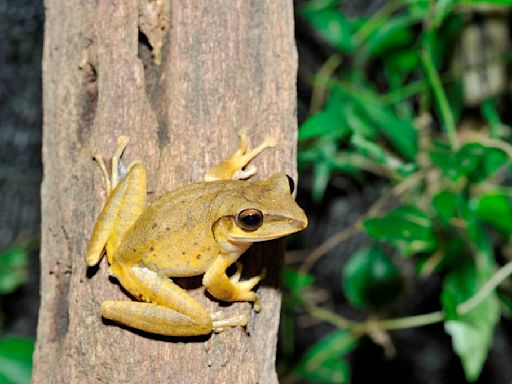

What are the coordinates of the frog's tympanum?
(85, 131, 308, 336)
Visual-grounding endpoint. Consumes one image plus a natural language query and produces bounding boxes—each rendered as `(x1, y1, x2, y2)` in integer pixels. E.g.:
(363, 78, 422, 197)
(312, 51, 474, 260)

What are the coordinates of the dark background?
(0, 0, 43, 338)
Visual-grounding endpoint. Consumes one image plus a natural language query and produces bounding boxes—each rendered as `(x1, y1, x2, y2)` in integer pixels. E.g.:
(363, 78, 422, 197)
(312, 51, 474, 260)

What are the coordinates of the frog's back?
(113, 180, 242, 276)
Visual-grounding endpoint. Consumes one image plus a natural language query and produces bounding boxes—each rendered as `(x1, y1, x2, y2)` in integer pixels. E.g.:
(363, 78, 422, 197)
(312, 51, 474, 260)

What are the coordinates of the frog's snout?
(291, 211, 308, 231)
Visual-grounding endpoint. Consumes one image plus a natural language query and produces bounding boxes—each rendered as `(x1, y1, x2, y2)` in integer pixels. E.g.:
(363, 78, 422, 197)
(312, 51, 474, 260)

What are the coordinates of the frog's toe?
(253, 295, 262, 313)
(235, 268, 266, 292)
(232, 164, 257, 180)
(211, 311, 224, 321)
(92, 152, 112, 194)
(212, 314, 249, 333)
(262, 134, 277, 148)
(229, 262, 244, 283)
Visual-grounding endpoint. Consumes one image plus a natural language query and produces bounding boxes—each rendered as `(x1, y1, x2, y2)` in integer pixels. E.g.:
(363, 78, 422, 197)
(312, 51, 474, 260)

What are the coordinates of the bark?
(34, 1, 297, 383)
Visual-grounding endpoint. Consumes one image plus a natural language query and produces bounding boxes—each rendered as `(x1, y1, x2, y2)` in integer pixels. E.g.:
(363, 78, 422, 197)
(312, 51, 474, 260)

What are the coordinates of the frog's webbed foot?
(205, 259, 266, 312)
(204, 128, 277, 182)
(235, 267, 266, 312)
(92, 136, 141, 195)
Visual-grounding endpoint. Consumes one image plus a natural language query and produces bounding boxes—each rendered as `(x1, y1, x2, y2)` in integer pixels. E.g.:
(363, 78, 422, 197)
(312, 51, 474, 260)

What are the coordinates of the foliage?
(0, 245, 34, 384)
(0, 247, 29, 295)
(293, 329, 357, 384)
(0, 337, 34, 384)
(285, 0, 512, 382)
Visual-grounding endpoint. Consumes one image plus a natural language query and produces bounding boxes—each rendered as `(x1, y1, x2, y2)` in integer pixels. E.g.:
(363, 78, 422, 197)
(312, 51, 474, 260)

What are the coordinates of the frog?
(85, 130, 308, 337)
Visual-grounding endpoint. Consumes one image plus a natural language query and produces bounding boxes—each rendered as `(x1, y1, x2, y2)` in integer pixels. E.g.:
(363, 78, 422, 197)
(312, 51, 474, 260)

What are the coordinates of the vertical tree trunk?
(34, 0, 297, 383)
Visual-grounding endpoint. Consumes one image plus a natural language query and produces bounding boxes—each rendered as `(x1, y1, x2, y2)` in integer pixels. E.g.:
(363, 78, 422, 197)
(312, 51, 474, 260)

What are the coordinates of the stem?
(421, 38, 458, 150)
(352, 0, 402, 45)
(360, 311, 444, 332)
(304, 301, 357, 330)
(480, 99, 503, 139)
(458, 260, 512, 315)
(308, 54, 342, 115)
(305, 260, 512, 333)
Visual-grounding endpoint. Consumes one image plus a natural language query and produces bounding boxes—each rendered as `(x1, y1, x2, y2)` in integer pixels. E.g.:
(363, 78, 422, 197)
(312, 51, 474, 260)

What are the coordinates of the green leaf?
(455, 143, 508, 183)
(283, 267, 314, 295)
(294, 329, 358, 384)
(299, 110, 350, 141)
(330, 151, 378, 173)
(432, 0, 455, 27)
(0, 336, 34, 384)
(343, 246, 403, 308)
(343, 103, 377, 139)
(299, 81, 355, 142)
(441, 263, 499, 382)
(312, 160, 332, 202)
(385, 48, 421, 76)
(430, 143, 508, 183)
(429, 142, 458, 180)
(297, 358, 350, 384)
(432, 190, 460, 226)
(0, 247, 28, 294)
(405, 0, 430, 19)
(363, 206, 437, 256)
(336, 84, 418, 160)
(465, 213, 496, 271)
(365, 13, 420, 57)
(473, 192, 512, 234)
(324, 83, 348, 113)
(350, 134, 414, 176)
(444, 322, 492, 381)
(301, 7, 355, 53)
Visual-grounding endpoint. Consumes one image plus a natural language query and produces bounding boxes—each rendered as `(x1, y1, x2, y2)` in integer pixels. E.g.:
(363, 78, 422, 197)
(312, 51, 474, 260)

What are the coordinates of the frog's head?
(212, 173, 308, 248)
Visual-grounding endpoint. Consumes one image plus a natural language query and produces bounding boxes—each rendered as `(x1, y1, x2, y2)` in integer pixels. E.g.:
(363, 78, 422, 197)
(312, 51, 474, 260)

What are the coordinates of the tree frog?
(85, 131, 308, 337)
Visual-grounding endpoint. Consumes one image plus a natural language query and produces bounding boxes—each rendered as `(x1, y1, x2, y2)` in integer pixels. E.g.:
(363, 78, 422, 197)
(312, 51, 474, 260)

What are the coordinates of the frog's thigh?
(85, 163, 147, 266)
(105, 264, 213, 336)
(101, 302, 212, 336)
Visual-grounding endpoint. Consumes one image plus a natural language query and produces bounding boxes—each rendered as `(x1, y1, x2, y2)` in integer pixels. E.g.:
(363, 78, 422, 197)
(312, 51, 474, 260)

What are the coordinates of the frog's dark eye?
(236, 208, 264, 231)
(286, 175, 295, 194)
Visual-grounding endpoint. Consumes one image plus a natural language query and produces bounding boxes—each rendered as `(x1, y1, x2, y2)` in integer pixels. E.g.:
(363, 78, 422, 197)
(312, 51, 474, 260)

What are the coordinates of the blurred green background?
(3, 0, 512, 383)
(283, 0, 512, 383)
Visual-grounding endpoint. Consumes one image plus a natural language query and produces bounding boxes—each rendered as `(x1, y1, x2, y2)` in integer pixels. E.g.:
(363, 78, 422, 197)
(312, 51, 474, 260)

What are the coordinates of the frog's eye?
(286, 175, 295, 194)
(236, 208, 264, 231)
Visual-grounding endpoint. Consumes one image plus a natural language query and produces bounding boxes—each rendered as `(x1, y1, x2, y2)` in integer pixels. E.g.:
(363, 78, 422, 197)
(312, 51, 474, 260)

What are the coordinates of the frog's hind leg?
(102, 265, 248, 336)
(85, 137, 147, 267)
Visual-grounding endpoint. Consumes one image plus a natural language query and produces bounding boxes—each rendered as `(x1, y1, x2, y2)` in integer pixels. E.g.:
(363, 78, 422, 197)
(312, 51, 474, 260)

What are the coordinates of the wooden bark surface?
(34, 1, 297, 383)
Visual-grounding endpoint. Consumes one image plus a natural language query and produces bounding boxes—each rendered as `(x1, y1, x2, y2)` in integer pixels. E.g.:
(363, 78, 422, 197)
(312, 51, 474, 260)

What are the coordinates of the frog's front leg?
(85, 136, 147, 266)
(204, 128, 277, 181)
(203, 256, 266, 312)
(102, 263, 248, 336)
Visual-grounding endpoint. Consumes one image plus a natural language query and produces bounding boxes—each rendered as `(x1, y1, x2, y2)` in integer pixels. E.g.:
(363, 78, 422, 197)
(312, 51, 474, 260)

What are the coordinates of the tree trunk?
(34, 1, 297, 383)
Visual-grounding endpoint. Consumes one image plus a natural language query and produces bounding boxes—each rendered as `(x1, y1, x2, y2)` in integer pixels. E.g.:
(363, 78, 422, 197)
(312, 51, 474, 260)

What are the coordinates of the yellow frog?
(85, 131, 308, 337)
